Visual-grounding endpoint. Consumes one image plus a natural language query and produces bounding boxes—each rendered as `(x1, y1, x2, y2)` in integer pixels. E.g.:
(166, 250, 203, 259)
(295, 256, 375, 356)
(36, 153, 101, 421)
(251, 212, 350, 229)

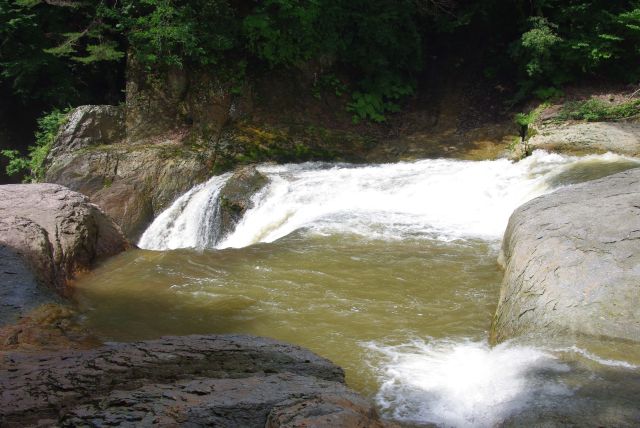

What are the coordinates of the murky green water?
(75, 234, 502, 394)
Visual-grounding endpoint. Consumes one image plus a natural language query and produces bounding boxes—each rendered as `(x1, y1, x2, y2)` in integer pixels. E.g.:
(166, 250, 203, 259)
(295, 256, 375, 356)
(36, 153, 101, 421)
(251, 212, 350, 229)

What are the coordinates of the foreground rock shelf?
(0, 335, 390, 427)
(492, 167, 640, 343)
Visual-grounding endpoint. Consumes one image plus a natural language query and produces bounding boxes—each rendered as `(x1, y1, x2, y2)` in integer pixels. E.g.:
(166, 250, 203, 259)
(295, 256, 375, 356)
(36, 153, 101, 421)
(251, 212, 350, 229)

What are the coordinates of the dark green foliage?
(3, 0, 640, 129)
(243, 0, 322, 66)
(1, 108, 70, 181)
(243, 0, 422, 121)
(509, 1, 640, 99)
(0, 0, 81, 104)
(117, 0, 238, 68)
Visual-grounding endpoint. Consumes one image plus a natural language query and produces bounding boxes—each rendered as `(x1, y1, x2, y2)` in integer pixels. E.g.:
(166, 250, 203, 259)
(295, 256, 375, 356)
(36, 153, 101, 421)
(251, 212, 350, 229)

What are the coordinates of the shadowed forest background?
(2, 0, 640, 180)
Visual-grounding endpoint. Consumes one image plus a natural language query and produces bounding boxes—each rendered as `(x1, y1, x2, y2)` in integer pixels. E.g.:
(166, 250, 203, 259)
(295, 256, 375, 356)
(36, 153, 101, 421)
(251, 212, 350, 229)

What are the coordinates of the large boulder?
(529, 121, 640, 156)
(45, 143, 214, 242)
(0, 184, 128, 295)
(125, 60, 251, 144)
(491, 168, 640, 343)
(0, 335, 391, 427)
(218, 165, 268, 240)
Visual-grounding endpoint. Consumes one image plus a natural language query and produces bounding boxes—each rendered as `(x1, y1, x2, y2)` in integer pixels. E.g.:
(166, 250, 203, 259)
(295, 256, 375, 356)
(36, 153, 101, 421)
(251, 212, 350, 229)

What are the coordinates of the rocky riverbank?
(492, 168, 640, 344)
(0, 182, 389, 427)
(0, 335, 392, 427)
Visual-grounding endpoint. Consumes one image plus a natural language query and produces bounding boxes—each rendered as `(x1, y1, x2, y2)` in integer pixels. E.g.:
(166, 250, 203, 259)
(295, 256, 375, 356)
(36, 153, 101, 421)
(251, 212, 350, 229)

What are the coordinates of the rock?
(0, 217, 56, 292)
(266, 393, 395, 428)
(0, 335, 390, 427)
(492, 168, 640, 343)
(125, 60, 246, 144)
(0, 246, 61, 326)
(218, 165, 268, 240)
(46, 105, 124, 161)
(529, 122, 640, 156)
(0, 303, 96, 351)
(45, 144, 213, 241)
(0, 184, 129, 294)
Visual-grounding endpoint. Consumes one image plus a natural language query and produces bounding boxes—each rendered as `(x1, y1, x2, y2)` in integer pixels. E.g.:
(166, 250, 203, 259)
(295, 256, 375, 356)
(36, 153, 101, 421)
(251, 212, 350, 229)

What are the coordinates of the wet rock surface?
(0, 335, 389, 427)
(0, 184, 128, 294)
(0, 303, 96, 352)
(492, 168, 640, 343)
(0, 246, 61, 326)
(218, 165, 268, 240)
(529, 121, 640, 156)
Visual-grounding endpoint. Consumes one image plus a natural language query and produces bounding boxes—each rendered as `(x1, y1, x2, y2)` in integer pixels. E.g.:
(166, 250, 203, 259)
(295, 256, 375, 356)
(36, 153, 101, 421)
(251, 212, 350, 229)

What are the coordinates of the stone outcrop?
(529, 121, 640, 156)
(0, 184, 128, 295)
(125, 61, 251, 144)
(218, 165, 268, 240)
(46, 105, 125, 160)
(492, 168, 640, 343)
(41, 102, 218, 242)
(0, 335, 390, 427)
(45, 143, 214, 241)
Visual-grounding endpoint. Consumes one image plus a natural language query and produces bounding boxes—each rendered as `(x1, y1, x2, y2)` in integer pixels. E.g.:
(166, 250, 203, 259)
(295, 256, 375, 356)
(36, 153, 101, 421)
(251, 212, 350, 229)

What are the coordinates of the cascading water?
(138, 173, 231, 250)
(89, 150, 640, 427)
(140, 150, 638, 250)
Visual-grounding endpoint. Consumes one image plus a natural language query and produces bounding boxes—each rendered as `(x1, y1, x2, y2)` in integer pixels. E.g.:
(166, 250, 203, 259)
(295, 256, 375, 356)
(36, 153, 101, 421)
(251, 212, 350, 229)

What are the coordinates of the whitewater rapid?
(139, 151, 637, 250)
(136, 150, 640, 427)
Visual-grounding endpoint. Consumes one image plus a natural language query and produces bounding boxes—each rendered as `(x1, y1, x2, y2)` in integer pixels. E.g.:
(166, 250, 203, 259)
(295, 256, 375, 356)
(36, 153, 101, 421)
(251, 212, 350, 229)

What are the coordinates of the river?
(74, 151, 640, 427)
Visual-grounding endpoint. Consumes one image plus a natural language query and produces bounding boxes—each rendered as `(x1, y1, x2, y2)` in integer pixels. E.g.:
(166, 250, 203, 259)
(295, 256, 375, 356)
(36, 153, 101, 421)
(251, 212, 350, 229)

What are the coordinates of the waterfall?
(139, 151, 639, 251)
(138, 173, 232, 250)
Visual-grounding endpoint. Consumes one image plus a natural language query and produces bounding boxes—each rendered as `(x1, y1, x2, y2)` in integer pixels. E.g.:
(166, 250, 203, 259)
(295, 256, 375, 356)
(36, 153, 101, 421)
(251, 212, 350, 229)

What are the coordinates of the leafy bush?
(243, 0, 422, 122)
(243, 0, 322, 66)
(510, 2, 640, 99)
(347, 79, 414, 123)
(556, 98, 640, 122)
(117, 0, 238, 68)
(2, 108, 70, 181)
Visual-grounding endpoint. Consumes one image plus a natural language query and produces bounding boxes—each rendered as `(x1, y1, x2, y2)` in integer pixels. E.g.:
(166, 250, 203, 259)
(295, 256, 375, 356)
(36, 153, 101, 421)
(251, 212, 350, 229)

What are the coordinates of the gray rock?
(218, 165, 268, 240)
(47, 105, 124, 160)
(0, 335, 389, 428)
(0, 184, 129, 294)
(266, 393, 394, 428)
(492, 168, 640, 343)
(529, 122, 640, 156)
(45, 145, 213, 241)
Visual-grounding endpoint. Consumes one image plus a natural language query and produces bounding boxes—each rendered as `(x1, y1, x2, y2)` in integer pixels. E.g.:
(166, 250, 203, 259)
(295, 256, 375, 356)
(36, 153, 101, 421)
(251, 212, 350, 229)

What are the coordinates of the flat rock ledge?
(0, 334, 390, 428)
(492, 168, 640, 343)
(529, 121, 640, 156)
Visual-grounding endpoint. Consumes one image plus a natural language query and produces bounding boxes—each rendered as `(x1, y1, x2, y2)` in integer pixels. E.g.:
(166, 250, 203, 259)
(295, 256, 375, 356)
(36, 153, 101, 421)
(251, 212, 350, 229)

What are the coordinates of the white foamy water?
(367, 339, 572, 427)
(138, 173, 231, 250)
(139, 151, 638, 250)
